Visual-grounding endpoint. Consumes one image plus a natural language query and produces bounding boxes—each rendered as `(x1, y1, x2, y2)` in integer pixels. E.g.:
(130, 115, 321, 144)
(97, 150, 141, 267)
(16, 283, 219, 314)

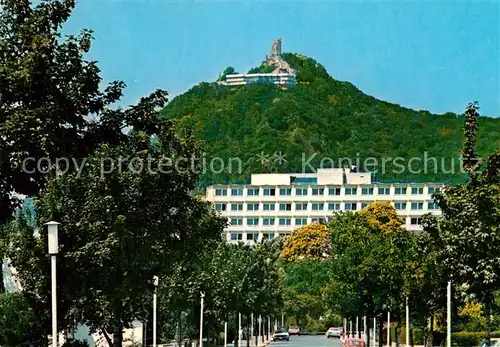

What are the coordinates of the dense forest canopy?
(161, 53, 500, 187)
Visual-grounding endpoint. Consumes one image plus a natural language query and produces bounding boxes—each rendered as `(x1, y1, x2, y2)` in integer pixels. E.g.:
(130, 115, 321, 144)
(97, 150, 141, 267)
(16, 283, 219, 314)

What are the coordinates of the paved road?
(270, 335, 343, 347)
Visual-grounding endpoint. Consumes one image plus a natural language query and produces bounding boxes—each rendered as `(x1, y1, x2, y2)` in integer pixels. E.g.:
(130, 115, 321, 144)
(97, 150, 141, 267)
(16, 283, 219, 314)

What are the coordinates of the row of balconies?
(214, 201, 440, 214)
(211, 186, 441, 199)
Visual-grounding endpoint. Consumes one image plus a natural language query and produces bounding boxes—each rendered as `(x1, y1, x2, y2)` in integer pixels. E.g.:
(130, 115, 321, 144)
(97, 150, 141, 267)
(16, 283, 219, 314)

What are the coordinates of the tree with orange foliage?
(359, 201, 404, 233)
(280, 223, 331, 263)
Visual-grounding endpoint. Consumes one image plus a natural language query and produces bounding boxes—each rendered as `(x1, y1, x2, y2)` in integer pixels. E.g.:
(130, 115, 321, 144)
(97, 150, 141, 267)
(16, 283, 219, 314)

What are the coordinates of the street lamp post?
(153, 276, 159, 347)
(387, 312, 390, 347)
(447, 281, 451, 347)
(251, 313, 254, 346)
(356, 316, 359, 338)
(238, 312, 242, 346)
(46, 221, 60, 347)
(258, 315, 262, 343)
(224, 322, 228, 347)
(406, 298, 410, 347)
(363, 316, 367, 341)
(200, 292, 205, 347)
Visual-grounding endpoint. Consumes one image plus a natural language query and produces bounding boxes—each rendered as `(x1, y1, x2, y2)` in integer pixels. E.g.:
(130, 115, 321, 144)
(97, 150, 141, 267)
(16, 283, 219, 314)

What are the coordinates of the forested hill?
(160, 53, 500, 187)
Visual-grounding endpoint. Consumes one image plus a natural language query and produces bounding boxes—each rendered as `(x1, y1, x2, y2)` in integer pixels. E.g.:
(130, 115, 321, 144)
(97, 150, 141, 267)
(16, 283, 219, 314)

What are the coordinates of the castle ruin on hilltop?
(218, 38, 297, 86)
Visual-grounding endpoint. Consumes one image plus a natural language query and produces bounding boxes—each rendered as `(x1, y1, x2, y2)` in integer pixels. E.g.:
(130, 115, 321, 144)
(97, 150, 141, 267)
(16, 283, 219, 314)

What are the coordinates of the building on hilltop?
(205, 168, 444, 244)
(218, 38, 297, 86)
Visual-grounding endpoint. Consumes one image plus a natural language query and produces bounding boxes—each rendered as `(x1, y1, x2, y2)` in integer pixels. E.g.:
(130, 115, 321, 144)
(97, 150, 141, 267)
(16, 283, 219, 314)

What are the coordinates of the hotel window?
(295, 203, 308, 211)
(345, 187, 357, 195)
(215, 189, 227, 196)
(412, 187, 424, 195)
(312, 188, 325, 196)
(295, 188, 308, 196)
(312, 217, 325, 223)
(360, 202, 369, 209)
(345, 202, 357, 211)
(231, 188, 243, 196)
(230, 233, 238, 241)
(263, 188, 276, 196)
(279, 188, 292, 196)
(394, 202, 406, 210)
(230, 218, 243, 226)
(329, 187, 341, 196)
(410, 217, 423, 225)
(269, 233, 275, 240)
(428, 187, 440, 194)
(378, 187, 390, 195)
(411, 202, 424, 210)
(247, 217, 259, 226)
(231, 203, 243, 211)
(428, 202, 439, 210)
(247, 203, 259, 211)
(215, 203, 227, 211)
(263, 218, 275, 226)
(395, 202, 407, 210)
(279, 203, 292, 211)
(328, 202, 341, 211)
(279, 218, 292, 226)
(246, 233, 254, 241)
(311, 203, 324, 211)
(395, 187, 407, 195)
(263, 203, 275, 211)
(361, 187, 374, 195)
(262, 233, 269, 240)
(247, 188, 260, 196)
(295, 217, 308, 226)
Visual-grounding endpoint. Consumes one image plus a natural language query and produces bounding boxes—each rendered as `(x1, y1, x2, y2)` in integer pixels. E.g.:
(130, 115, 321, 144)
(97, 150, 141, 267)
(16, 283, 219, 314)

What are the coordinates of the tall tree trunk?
(113, 324, 123, 347)
(101, 328, 113, 347)
(234, 312, 239, 347)
(247, 314, 251, 347)
(428, 315, 434, 347)
(395, 323, 401, 347)
(367, 320, 371, 347)
(485, 294, 492, 346)
(378, 316, 384, 347)
(178, 311, 182, 347)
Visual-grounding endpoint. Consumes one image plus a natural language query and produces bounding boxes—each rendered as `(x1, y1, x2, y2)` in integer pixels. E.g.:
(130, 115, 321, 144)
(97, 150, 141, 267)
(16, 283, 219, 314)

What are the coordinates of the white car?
(480, 338, 500, 347)
(326, 327, 342, 338)
(273, 328, 290, 342)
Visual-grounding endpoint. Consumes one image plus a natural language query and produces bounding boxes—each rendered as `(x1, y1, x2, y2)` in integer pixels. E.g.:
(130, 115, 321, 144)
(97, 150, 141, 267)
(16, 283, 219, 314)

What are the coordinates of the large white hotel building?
(205, 168, 444, 243)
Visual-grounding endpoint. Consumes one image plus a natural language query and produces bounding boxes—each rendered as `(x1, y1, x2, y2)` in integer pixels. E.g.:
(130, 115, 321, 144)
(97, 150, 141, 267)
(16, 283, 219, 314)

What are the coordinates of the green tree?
(423, 102, 500, 345)
(0, 0, 170, 293)
(7, 113, 225, 346)
(0, 292, 39, 347)
(328, 204, 413, 347)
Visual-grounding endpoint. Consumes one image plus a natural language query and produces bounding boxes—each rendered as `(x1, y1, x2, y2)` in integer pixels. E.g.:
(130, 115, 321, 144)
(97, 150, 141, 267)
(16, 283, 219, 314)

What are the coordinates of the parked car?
(273, 328, 290, 342)
(480, 338, 500, 347)
(344, 338, 366, 347)
(288, 326, 300, 335)
(326, 327, 342, 338)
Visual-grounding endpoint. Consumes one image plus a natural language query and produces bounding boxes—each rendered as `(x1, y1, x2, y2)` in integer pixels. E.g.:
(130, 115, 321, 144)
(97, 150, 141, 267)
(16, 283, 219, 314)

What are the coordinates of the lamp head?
(45, 221, 60, 255)
(153, 275, 159, 287)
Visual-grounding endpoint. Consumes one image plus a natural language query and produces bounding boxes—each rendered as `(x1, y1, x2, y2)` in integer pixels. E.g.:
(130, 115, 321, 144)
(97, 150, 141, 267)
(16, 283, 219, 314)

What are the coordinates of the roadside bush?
(412, 328, 425, 345)
(451, 332, 484, 347)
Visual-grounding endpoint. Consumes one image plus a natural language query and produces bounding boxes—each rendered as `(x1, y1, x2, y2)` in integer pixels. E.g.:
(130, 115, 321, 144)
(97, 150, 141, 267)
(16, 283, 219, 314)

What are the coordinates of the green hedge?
(451, 332, 484, 347)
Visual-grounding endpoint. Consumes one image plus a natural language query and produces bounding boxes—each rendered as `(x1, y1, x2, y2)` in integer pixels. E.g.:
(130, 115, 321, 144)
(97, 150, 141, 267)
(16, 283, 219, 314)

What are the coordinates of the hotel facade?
(205, 168, 444, 243)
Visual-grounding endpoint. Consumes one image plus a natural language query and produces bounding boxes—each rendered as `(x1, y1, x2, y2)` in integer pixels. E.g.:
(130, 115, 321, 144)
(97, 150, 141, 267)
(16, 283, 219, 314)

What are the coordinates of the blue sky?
(65, 0, 499, 117)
